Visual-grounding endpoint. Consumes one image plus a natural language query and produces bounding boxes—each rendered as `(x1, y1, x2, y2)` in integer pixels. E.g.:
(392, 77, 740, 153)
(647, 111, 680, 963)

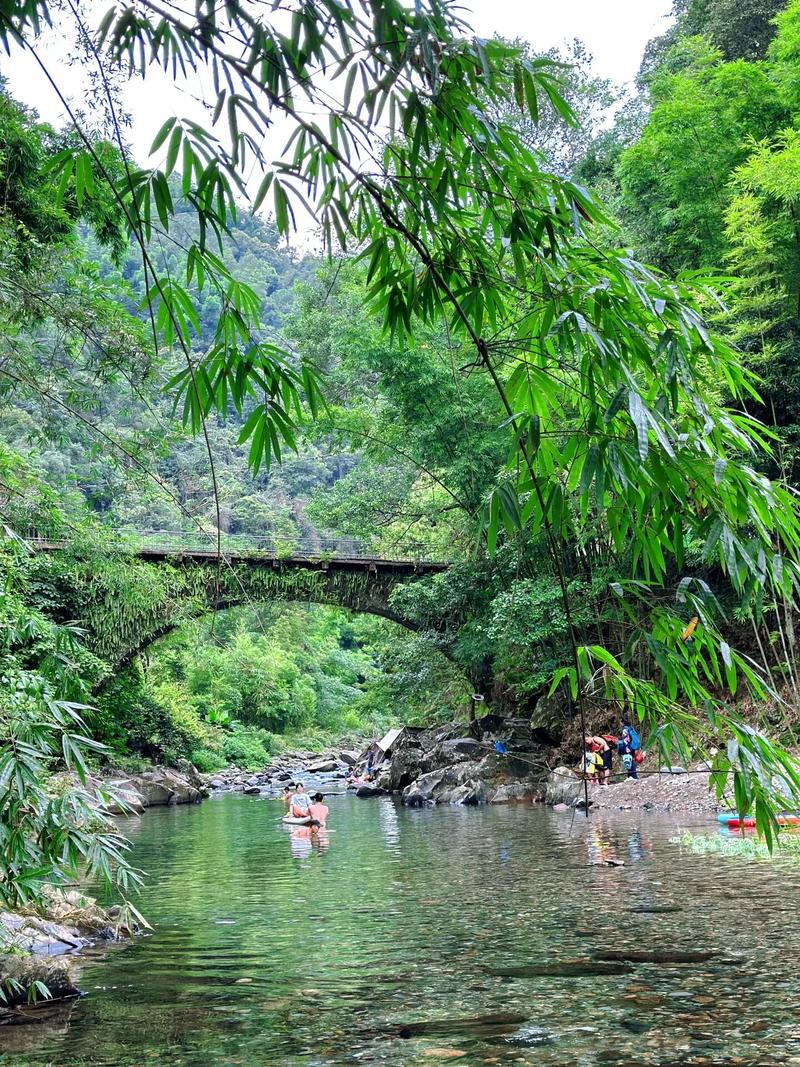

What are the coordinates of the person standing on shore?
(617, 728, 639, 781)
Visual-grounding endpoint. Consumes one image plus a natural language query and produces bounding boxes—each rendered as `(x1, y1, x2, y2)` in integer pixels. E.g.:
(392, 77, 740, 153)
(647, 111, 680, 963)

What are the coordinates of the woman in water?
(289, 782, 313, 820)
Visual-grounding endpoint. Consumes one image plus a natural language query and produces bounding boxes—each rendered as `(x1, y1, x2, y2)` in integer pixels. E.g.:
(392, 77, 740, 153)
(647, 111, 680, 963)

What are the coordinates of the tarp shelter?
(359, 726, 422, 769)
(377, 727, 404, 756)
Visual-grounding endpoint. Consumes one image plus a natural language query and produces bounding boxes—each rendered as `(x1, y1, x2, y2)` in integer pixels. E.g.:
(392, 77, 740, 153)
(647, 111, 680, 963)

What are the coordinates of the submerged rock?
(506, 1025, 555, 1047)
(395, 1011, 527, 1039)
(592, 949, 720, 965)
(488, 960, 634, 978)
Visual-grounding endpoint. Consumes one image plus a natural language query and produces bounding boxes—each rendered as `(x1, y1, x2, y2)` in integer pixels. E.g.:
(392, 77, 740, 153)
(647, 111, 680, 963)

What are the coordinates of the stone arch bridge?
(27, 535, 455, 678)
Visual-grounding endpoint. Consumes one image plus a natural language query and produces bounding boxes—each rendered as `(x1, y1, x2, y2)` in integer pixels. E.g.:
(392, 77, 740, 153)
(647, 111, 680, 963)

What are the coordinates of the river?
(2, 793, 799, 1066)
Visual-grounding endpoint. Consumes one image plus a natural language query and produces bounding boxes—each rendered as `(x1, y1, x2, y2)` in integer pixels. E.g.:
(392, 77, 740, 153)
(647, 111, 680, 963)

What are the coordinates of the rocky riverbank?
(0, 765, 206, 1011)
(0, 887, 135, 1007)
(205, 717, 555, 806)
(84, 765, 209, 813)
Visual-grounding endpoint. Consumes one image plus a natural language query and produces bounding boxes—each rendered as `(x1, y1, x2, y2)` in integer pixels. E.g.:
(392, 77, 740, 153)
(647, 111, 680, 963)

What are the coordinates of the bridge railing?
(21, 529, 451, 565)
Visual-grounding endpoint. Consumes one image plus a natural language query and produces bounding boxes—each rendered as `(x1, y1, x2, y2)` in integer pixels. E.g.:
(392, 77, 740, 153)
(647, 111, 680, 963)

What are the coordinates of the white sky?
(3, 1, 673, 149)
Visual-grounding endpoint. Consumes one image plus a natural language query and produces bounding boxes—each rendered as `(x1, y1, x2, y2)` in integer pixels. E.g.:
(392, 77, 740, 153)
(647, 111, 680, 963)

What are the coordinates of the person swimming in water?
(308, 792, 328, 827)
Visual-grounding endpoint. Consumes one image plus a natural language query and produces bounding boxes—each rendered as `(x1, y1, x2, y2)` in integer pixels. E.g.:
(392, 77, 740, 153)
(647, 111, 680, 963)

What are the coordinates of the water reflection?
(3, 797, 800, 1067)
(288, 826, 330, 859)
(377, 795, 400, 848)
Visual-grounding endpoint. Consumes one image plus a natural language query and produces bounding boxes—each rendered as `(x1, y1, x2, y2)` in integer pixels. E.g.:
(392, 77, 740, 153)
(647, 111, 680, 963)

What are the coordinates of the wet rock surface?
(0, 888, 133, 1008)
(394, 1012, 528, 1039)
(390, 716, 551, 807)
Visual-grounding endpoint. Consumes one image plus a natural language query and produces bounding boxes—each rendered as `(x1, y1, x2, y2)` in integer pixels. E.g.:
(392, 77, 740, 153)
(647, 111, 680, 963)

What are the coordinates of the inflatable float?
(282, 815, 313, 825)
(718, 812, 800, 829)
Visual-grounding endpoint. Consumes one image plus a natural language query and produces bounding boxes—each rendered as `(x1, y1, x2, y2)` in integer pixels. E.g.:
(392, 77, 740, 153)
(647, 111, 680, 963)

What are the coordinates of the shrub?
(222, 724, 271, 769)
(190, 748, 226, 774)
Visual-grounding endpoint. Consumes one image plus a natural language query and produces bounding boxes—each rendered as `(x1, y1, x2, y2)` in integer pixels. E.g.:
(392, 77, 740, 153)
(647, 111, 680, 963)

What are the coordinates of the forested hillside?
(0, 85, 469, 775)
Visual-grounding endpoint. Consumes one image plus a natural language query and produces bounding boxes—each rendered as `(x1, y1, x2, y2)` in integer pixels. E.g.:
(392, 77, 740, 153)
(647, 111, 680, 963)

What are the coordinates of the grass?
(674, 830, 800, 862)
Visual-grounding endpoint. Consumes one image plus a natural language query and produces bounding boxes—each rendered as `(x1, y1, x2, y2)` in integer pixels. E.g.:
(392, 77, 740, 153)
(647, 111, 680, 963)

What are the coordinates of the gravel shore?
(588, 766, 723, 815)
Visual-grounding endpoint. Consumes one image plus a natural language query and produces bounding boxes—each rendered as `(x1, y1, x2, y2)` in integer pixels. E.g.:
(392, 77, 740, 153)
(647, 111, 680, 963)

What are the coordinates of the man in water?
(309, 792, 328, 827)
(282, 784, 294, 810)
(289, 782, 313, 819)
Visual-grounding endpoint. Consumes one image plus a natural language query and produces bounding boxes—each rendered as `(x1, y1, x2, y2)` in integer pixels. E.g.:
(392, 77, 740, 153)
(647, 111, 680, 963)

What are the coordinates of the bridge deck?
(25, 538, 448, 574)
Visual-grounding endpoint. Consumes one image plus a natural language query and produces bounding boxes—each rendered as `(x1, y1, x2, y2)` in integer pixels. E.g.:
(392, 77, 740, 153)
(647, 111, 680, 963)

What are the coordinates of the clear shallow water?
(2, 794, 800, 1066)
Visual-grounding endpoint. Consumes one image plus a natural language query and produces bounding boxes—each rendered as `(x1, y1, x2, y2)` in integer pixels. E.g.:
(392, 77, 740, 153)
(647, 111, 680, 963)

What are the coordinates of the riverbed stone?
(307, 759, 340, 773)
(355, 783, 386, 797)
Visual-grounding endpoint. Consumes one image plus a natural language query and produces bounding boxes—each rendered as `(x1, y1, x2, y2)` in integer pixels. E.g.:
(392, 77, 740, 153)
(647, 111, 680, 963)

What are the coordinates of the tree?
(488, 38, 617, 177)
(640, 0, 786, 81)
(618, 39, 786, 270)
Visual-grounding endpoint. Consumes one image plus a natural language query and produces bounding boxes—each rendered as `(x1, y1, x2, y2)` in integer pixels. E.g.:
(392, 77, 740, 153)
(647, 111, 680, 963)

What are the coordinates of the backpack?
(625, 724, 641, 751)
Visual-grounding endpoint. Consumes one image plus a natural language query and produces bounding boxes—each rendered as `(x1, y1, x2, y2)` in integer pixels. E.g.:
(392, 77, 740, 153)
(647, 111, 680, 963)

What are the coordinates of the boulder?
(437, 737, 486, 761)
(355, 784, 386, 798)
(530, 691, 566, 743)
(402, 769, 447, 805)
(0, 953, 79, 1005)
(243, 785, 261, 795)
(307, 759, 340, 774)
(544, 766, 584, 806)
(338, 749, 360, 767)
(402, 764, 490, 806)
(100, 779, 146, 816)
(135, 768, 204, 807)
(385, 740, 426, 791)
(438, 780, 488, 805)
(489, 781, 537, 804)
(0, 911, 87, 957)
(375, 768, 392, 791)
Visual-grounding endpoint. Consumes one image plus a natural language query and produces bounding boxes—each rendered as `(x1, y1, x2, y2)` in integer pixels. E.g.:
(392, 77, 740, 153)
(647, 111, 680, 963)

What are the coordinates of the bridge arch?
(27, 544, 450, 678)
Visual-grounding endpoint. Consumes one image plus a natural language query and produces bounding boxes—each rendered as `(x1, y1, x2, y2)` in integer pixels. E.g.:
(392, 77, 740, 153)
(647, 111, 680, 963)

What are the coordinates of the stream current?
(2, 793, 799, 1066)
